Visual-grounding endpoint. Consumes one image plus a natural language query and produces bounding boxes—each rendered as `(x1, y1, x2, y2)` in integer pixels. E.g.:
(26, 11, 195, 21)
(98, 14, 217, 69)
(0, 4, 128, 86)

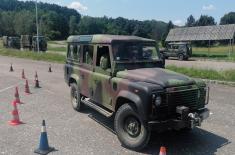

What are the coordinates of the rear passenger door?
(79, 45, 95, 99)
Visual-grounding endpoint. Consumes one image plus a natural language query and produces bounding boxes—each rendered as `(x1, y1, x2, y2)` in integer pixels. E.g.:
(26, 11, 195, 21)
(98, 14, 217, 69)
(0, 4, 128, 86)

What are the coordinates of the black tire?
(114, 104, 150, 151)
(70, 83, 83, 111)
(178, 54, 184, 61)
(184, 56, 189, 61)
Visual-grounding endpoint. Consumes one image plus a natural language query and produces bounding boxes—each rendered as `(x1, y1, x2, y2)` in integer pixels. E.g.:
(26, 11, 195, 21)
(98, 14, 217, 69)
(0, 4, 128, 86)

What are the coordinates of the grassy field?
(167, 65, 235, 82)
(192, 45, 235, 61)
(47, 40, 67, 53)
(0, 40, 65, 63)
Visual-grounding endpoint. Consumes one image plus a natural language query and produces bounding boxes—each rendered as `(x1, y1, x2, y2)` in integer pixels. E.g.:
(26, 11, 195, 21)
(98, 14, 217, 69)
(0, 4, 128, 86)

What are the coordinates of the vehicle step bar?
(81, 98, 113, 117)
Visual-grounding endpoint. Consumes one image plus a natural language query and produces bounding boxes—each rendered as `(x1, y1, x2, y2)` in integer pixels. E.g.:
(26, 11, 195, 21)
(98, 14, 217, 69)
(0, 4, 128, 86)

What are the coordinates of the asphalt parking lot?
(0, 55, 235, 155)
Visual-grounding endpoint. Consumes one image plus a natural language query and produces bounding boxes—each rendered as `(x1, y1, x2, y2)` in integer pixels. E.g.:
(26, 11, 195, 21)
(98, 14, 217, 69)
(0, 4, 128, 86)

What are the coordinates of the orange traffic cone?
(35, 71, 40, 88)
(22, 69, 26, 79)
(8, 101, 23, 126)
(159, 146, 166, 155)
(25, 79, 31, 94)
(48, 64, 52, 72)
(14, 86, 21, 104)
(10, 63, 14, 72)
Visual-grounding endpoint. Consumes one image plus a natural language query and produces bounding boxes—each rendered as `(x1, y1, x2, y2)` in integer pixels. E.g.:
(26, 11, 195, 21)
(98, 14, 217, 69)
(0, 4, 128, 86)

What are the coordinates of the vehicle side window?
(67, 44, 73, 59)
(67, 44, 81, 62)
(96, 45, 111, 70)
(82, 45, 94, 65)
(74, 45, 81, 61)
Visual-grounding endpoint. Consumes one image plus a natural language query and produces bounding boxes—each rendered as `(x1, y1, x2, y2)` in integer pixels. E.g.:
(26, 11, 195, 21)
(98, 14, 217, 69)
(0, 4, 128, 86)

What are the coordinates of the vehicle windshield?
(112, 42, 159, 62)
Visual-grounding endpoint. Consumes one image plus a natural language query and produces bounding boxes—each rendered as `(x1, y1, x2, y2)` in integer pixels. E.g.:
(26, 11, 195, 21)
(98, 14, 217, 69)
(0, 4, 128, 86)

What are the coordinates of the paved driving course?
(0, 55, 235, 155)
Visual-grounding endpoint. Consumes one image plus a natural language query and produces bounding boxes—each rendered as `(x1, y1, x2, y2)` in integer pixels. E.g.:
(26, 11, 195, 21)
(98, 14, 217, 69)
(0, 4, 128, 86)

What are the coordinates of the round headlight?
(155, 96, 162, 106)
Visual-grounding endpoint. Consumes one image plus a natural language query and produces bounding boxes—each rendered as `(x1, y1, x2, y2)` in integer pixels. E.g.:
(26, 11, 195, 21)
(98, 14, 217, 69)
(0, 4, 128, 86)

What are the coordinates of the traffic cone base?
(35, 83, 41, 88)
(8, 102, 24, 126)
(25, 92, 32, 95)
(12, 100, 22, 105)
(34, 147, 55, 155)
(14, 98, 21, 104)
(8, 120, 23, 126)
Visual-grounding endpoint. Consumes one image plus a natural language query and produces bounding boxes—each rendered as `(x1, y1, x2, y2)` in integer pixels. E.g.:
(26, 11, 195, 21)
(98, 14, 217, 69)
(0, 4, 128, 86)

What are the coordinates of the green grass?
(192, 45, 235, 61)
(47, 45, 66, 52)
(47, 40, 66, 53)
(0, 44, 65, 63)
(167, 65, 235, 82)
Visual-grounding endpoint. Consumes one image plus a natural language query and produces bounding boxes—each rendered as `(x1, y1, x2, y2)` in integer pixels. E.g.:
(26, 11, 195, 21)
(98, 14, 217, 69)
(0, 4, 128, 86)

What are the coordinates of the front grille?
(165, 86, 205, 117)
(167, 88, 198, 114)
(152, 86, 206, 120)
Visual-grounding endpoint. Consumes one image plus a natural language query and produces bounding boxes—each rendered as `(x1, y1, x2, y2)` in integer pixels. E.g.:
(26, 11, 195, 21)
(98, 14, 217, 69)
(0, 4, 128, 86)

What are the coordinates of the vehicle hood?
(116, 68, 195, 88)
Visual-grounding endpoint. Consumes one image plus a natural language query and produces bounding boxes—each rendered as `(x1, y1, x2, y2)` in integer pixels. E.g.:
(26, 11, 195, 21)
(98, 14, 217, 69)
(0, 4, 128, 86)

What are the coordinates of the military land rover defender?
(64, 35, 209, 150)
(160, 42, 192, 60)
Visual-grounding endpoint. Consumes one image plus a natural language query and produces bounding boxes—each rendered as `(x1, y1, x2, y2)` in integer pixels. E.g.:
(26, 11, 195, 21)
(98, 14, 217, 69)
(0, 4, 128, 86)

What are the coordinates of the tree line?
(0, 0, 234, 43)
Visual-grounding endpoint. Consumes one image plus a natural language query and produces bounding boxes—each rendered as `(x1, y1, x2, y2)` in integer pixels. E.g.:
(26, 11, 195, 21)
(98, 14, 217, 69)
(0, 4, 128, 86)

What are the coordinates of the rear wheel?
(114, 104, 150, 151)
(178, 54, 184, 61)
(70, 83, 83, 111)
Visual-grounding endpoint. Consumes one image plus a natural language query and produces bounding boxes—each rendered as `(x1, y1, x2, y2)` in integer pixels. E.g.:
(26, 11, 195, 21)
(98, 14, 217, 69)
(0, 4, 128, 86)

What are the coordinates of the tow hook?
(188, 113, 201, 129)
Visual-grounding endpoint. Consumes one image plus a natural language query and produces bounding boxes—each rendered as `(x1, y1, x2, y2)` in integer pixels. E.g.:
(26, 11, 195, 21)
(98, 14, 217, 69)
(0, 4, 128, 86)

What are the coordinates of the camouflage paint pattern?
(65, 35, 208, 120)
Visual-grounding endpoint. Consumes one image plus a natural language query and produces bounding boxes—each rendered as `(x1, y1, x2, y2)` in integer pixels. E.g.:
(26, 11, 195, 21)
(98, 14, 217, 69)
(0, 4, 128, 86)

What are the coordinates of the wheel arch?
(69, 74, 80, 86)
(115, 91, 147, 121)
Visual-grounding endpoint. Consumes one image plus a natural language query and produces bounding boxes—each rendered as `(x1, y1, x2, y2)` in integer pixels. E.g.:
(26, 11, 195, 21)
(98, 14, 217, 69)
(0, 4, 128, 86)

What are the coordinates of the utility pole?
(35, 0, 40, 53)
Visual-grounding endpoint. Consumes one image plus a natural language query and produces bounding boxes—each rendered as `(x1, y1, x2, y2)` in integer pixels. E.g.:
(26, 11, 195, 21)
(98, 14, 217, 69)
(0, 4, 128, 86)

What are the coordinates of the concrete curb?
(193, 58, 235, 63)
(200, 79, 235, 87)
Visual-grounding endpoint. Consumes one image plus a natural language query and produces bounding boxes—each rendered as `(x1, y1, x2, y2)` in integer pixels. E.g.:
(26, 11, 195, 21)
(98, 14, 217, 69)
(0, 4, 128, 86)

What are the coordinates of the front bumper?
(148, 108, 209, 131)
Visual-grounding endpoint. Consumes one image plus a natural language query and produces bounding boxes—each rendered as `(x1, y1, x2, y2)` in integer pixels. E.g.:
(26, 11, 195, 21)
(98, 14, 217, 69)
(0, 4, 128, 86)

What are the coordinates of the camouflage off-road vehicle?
(3, 36, 21, 49)
(2, 36, 8, 47)
(64, 35, 209, 150)
(160, 42, 192, 60)
(32, 36, 47, 52)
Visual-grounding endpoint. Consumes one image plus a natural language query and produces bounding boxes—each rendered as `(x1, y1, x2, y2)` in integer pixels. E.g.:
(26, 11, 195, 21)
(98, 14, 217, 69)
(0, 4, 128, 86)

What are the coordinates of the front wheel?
(114, 104, 150, 151)
(70, 83, 83, 111)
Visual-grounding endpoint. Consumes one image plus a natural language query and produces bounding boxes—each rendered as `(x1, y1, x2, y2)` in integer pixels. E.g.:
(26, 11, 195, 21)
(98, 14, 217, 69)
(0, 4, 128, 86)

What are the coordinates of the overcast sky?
(21, 0, 234, 25)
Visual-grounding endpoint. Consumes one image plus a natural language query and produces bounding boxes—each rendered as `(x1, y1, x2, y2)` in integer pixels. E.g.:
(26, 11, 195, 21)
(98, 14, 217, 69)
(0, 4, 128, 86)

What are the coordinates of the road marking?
(0, 82, 22, 93)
